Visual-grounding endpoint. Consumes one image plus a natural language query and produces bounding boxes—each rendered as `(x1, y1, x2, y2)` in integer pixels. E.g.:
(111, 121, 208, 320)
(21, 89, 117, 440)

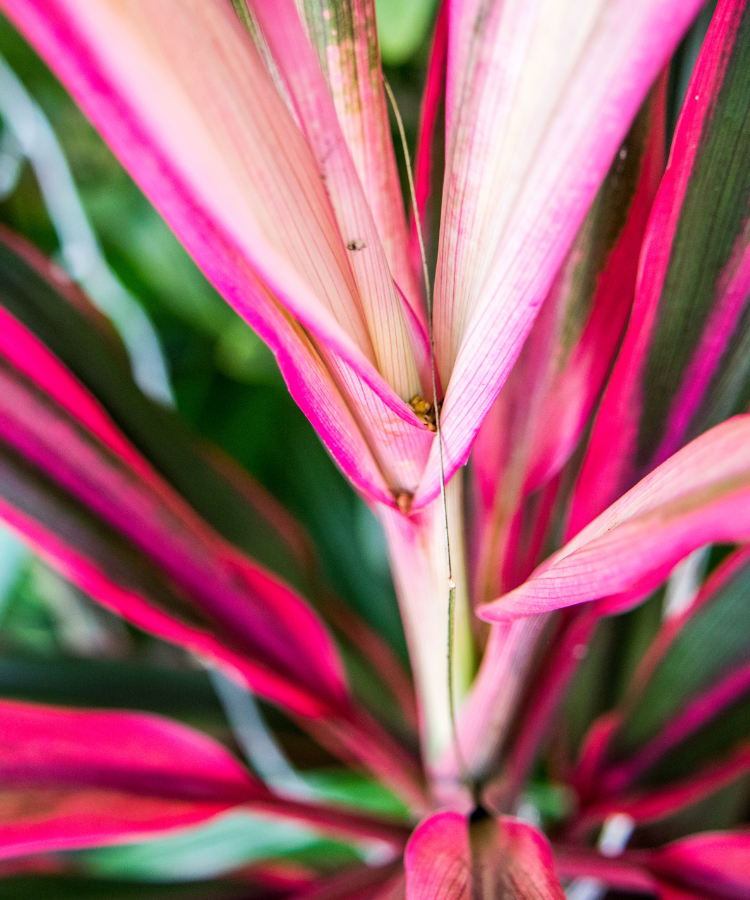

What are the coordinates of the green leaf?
(75, 813, 321, 882)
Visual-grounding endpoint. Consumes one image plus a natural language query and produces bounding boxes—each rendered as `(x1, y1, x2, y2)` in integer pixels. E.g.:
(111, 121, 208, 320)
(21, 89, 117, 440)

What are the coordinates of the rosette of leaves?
(0, 0, 747, 897)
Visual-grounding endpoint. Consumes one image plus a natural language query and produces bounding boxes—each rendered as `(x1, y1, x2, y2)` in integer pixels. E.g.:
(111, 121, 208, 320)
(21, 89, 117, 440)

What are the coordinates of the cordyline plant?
(0, 0, 748, 896)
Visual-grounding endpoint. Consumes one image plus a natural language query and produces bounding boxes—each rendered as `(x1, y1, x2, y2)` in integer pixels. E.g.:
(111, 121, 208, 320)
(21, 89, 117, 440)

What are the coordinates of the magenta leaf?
(570, 0, 750, 533)
(0, 221, 329, 597)
(0, 324, 350, 720)
(0, 699, 410, 860)
(245, 0, 423, 402)
(649, 831, 750, 899)
(574, 741, 750, 834)
(590, 547, 750, 794)
(0, 231, 421, 737)
(277, 0, 427, 337)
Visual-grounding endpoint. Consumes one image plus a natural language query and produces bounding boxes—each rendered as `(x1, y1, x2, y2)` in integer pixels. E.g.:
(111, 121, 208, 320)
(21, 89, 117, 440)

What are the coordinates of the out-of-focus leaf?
(0, 231, 311, 593)
(641, 690, 750, 789)
(375, 0, 438, 65)
(0, 656, 226, 729)
(570, 0, 750, 532)
(0, 306, 428, 805)
(648, 830, 750, 899)
(404, 811, 564, 900)
(612, 548, 750, 766)
(0, 697, 412, 861)
(76, 813, 321, 882)
(0, 233, 416, 730)
(0, 699, 265, 859)
(0, 876, 269, 900)
(575, 741, 750, 833)
(0, 338, 352, 721)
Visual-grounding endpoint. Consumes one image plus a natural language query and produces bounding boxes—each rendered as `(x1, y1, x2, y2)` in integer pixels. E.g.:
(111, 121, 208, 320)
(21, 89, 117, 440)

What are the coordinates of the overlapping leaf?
(0, 700, 409, 861)
(0, 228, 311, 593)
(570, 0, 750, 533)
(471, 83, 665, 603)
(0, 310, 351, 720)
(404, 810, 564, 900)
(0, 0, 434, 503)
(605, 549, 750, 784)
(480, 416, 750, 621)
(553, 831, 750, 898)
(416, 0, 704, 505)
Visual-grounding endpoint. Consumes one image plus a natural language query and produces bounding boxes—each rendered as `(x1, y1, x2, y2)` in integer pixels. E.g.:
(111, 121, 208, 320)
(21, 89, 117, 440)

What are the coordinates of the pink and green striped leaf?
(286, 0, 425, 326)
(0, 699, 263, 860)
(0, 232, 426, 807)
(0, 699, 409, 861)
(0, 230, 420, 733)
(414, 0, 703, 507)
(0, 230, 317, 594)
(411, 1, 448, 295)
(470, 82, 665, 603)
(570, 0, 750, 533)
(574, 740, 750, 832)
(0, 0, 435, 505)
(404, 810, 565, 900)
(0, 315, 352, 721)
(241, 0, 424, 402)
(554, 832, 750, 898)
(593, 547, 750, 794)
(479, 416, 750, 622)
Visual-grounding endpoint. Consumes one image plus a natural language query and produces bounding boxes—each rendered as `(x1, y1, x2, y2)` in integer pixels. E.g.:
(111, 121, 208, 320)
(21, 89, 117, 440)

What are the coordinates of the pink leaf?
(479, 417, 750, 621)
(0, 0, 434, 503)
(289, 0, 427, 332)
(405, 811, 470, 900)
(594, 546, 750, 794)
(0, 347, 350, 720)
(0, 700, 411, 860)
(414, 0, 703, 508)
(247, 0, 422, 401)
(553, 844, 656, 893)
(575, 742, 750, 833)
(470, 80, 665, 603)
(649, 832, 750, 900)
(405, 811, 565, 900)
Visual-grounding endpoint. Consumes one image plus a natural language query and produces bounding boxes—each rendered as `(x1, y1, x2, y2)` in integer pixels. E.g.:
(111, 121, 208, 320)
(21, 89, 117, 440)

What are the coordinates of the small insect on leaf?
(346, 239, 367, 251)
(409, 395, 437, 432)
